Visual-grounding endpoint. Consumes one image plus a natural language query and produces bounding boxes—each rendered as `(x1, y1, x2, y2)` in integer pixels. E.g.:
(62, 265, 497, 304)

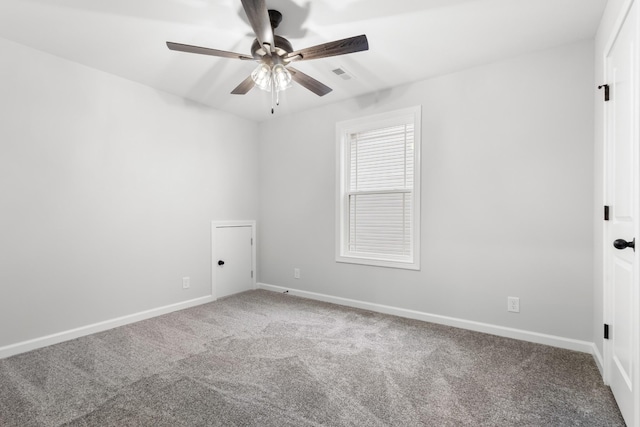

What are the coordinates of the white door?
(604, 3, 639, 426)
(212, 224, 255, 299)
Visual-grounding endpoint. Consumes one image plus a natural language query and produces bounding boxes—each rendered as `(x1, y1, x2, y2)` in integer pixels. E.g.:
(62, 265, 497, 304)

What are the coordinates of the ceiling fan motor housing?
(249, 9, 291, 62)
(251, 35, 293, 61)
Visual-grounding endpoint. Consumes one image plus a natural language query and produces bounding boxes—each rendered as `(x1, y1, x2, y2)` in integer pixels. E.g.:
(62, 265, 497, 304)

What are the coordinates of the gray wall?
(0, 35, 597, 350)
(0, 37, 259, 347)
(258, 40, 595, 341)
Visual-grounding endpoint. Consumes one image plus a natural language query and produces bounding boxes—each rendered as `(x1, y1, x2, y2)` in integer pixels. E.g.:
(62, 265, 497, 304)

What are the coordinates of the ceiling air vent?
(332, 67, 355, 80)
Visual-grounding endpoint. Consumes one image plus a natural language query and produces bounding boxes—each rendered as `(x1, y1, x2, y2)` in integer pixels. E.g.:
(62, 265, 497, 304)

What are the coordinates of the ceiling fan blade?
(285, 35, 368, 62)
(231, 75, 256, 95)
(166, 41, 253, 60)
(240, 0, 274, 54)
(288, 67, 332, 97)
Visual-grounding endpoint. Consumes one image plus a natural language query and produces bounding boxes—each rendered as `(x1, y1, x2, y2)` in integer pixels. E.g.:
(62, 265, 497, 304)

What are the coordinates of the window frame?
(335, 106, 421, 270)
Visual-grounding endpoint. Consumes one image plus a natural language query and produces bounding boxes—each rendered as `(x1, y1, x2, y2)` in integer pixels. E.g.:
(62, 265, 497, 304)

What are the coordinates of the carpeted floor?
(0, 290, 625, 426)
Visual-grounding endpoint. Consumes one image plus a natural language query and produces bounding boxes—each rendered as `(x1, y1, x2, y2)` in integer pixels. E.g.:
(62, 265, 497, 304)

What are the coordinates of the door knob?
(218, 260, 225, 266)
(613, 238, 635, 251)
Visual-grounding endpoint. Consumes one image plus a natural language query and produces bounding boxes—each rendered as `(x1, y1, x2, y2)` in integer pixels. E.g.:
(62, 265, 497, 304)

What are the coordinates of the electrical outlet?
(507, 296, 520, 313)
(294, 268, 300, 279)
(183, 277, 190, 289)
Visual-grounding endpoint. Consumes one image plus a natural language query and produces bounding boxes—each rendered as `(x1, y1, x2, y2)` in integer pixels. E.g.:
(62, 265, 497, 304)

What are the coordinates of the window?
(336, 106, 421, 270)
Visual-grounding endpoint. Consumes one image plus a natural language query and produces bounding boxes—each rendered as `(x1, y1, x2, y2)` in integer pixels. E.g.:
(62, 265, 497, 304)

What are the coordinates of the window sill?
(336, 254, 420, 271)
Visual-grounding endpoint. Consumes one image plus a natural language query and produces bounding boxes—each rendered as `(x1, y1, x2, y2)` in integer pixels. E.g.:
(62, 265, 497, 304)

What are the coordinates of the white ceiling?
(0, 0, 607, 122)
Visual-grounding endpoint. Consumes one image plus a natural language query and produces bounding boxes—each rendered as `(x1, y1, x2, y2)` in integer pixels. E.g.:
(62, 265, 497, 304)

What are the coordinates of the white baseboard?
(0, 295, 216, 360)
(2, 285, 603, 373)
(257, 282, 596, 355)
(591, 342, 605, 377)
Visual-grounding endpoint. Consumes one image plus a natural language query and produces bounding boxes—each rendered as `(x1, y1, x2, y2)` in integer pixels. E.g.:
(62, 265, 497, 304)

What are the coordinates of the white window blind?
(336, 106, 421, 270)
(348, 124, 414, 258)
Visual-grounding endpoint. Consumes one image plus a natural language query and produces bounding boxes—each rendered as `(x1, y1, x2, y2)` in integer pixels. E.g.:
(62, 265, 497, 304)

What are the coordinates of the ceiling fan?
(166, 0, 369, 113)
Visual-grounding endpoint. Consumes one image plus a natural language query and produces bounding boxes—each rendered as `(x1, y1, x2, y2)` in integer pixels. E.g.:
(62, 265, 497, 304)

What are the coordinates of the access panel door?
(213, 225, 254, 299)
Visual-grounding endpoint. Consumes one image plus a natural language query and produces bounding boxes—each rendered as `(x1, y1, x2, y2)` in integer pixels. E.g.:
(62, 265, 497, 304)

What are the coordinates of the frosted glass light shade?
(251, 63, 272, 91)
(272, 64, 292, 92)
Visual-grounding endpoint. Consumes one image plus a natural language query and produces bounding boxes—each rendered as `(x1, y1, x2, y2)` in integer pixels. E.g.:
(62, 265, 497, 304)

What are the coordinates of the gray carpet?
(0, 290, 625, 426)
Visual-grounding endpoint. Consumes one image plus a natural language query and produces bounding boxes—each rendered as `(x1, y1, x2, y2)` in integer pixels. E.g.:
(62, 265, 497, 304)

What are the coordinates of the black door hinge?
(604, 205, 610, 221)
(598, 84, 610, 101)
(604, 324, 610, 340)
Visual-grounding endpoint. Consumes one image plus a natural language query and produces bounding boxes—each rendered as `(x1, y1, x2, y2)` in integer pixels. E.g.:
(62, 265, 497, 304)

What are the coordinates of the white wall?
(0, 37, 259, 348)
(258, 40, 595, 342)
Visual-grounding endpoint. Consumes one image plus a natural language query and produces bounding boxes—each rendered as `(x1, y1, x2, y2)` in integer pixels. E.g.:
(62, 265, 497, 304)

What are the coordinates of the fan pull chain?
(271, 84, 275, 114)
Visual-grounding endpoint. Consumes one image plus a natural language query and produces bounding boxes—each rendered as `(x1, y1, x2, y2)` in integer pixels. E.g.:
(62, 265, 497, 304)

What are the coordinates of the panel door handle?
(218, 260, 225, 266)
(613, 238, 635, 251)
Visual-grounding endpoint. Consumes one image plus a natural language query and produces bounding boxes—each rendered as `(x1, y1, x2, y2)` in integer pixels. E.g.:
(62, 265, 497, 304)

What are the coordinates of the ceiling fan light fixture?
(251, 63, 272, 91)
(166, 3, 369, 112)
(272, 64, 292, 92)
